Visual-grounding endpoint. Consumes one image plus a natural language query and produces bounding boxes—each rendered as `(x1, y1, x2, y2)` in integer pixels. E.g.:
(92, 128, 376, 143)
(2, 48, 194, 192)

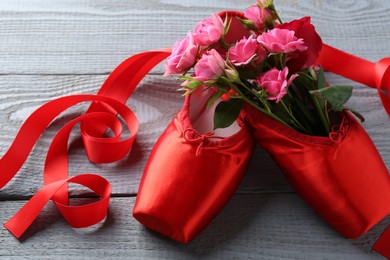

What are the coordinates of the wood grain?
(0, 195, 388, 259)
(0, 0, 389, 74)
(0, 0, 389, 258)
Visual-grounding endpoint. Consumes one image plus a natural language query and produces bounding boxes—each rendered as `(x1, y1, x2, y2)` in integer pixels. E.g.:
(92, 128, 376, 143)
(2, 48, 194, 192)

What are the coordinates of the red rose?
(218, 11, 251, 45)
(278, 17, 322, 72)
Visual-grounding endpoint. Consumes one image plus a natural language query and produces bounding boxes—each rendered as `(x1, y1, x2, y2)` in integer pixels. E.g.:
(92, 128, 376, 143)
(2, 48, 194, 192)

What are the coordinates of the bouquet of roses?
(147, 0, 390, 254)
(164, 0, 363, 134)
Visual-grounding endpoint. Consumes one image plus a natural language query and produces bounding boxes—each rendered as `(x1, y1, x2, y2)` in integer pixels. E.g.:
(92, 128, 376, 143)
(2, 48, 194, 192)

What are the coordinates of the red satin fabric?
(246, 107, 390, 238)
(3, 94, 139, 237)
(317, 44, 390, 257)
(373, 226, 390, 257)
(133, 91, 255, 243)
(0, 50, 171, 238)
(318, 44, 390, 116)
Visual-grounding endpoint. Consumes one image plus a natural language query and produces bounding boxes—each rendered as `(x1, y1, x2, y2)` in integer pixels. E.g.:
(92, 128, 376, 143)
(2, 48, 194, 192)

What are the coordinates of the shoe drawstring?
(328, 116, 349, 159)
(183, 128, 224, 156)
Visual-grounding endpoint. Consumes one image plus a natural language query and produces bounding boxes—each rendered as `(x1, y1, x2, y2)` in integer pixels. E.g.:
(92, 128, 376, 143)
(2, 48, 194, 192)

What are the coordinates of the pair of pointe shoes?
(133, 86, 390, 245)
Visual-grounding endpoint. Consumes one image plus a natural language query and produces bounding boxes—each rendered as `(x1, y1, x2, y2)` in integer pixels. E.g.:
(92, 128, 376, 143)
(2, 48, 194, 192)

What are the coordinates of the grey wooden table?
(0, 0, 389, 259)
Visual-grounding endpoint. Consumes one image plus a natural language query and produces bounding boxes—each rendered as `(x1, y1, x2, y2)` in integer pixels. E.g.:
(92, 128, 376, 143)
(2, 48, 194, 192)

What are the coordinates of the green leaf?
(343, 105, 365, 122)
(217, 76, 231, 85)
(307, 67, 318, 81)
(213, 99, 244, 130)
(310, 85, 353, 112)
(295, 70, 316, 92)
(317, 66, 327, 89)
(179, 75, 195, 81)
(184, 80, 204, 90)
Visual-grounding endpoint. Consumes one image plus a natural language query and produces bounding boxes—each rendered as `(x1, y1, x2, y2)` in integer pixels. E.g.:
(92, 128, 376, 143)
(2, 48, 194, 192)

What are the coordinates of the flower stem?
(311, 96, 330, 134)
(280, 100, 310, 133)
(219, 37, 230, 50)
(236, 80, 273, 113)
(228, 83, 292, 129)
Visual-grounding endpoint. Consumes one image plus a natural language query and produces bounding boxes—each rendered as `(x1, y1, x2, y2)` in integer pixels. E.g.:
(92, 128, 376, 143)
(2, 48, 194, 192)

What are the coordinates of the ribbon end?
(373, 225, 390, 258)
(4, 221, 23, 239)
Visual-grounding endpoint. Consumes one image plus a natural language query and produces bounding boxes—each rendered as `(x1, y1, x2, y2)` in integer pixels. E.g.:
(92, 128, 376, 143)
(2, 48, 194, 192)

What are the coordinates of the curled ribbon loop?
(375, 58, 390, 115)
(0, 50, 172, 238)
(3, 94, 138, 238)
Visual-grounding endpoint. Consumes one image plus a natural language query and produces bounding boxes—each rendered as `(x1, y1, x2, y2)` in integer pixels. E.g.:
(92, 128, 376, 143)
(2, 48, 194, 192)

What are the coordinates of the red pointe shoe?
(133, 87, 255, 243)
(245, 105, 390, 239)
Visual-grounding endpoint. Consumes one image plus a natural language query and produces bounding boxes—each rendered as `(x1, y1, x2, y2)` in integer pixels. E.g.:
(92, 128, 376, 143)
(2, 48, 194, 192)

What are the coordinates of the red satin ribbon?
(0, 40, 388, 258)
(0, 50, 171, 238)
(318, 44, 390, 115)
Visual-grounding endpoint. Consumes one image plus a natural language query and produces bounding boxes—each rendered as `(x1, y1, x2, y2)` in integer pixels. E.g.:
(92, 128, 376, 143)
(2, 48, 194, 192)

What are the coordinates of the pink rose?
(194, 49, 225, 81)
(244, 5, 274, 31)
(255, 67, 298, 103)
(277, 17, 323, 72)
(193, 14, 224, 46)
(229, 35, 265, 66)
(164, 32, 198, 76)
(257, 28, 308, 53)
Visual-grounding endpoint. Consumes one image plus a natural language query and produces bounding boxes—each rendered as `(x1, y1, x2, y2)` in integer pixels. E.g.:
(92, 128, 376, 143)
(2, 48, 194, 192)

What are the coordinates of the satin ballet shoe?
(244, 105, 390, 239)
(133, 87, 255, 243)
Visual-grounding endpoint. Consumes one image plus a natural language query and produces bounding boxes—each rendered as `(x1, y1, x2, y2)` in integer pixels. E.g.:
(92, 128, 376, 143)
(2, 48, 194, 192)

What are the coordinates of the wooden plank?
(0, 0, 389, 74)
(0, 194, 387, 259)
(0, 0, 389, 258)
(0, 74, 389, 197)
